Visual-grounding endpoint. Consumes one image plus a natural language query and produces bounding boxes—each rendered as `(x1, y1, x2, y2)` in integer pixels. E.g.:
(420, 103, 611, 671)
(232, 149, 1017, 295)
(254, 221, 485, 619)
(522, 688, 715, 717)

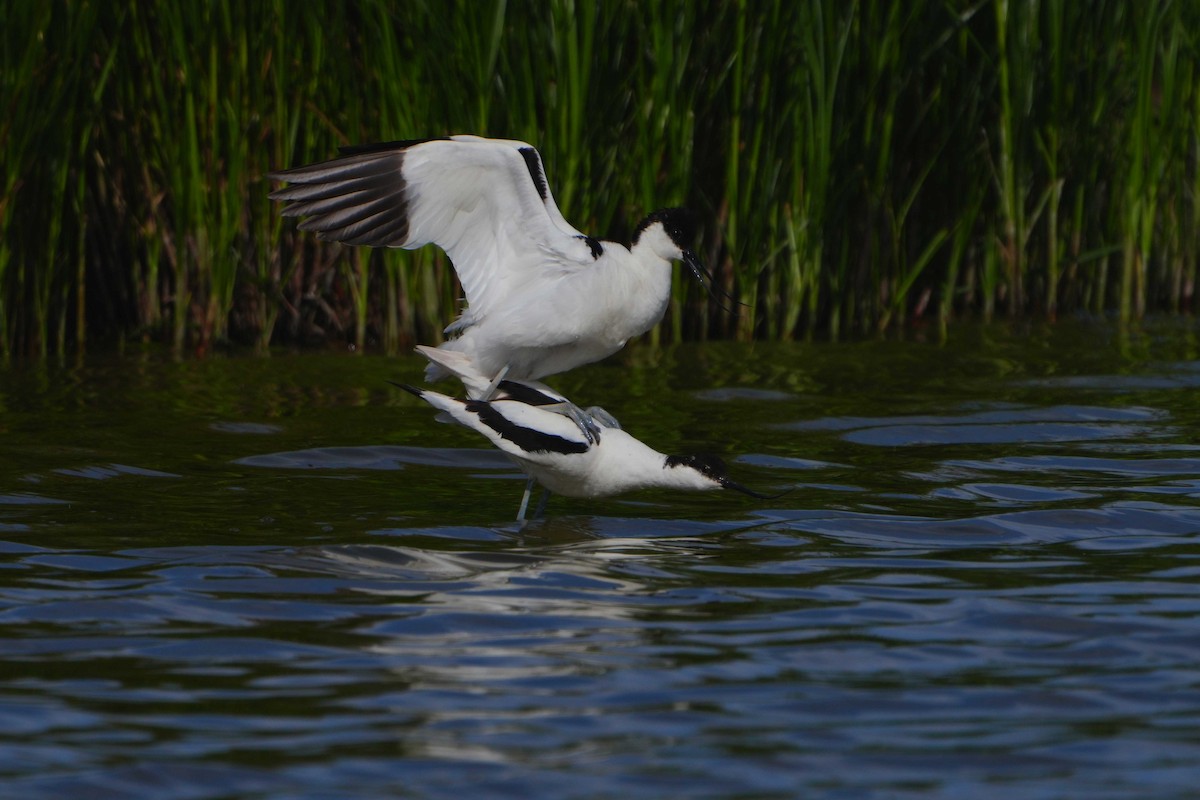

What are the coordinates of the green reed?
(0, 3, 109, 358)
(2, 0, 1199, 358)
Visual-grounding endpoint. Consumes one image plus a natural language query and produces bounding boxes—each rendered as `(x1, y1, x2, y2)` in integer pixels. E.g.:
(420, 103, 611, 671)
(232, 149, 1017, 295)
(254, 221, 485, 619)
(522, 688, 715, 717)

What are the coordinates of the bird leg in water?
(516, 476, 536, 521)
(532, 489, 550, 518)
(529, 401, 604, 445)
(515, 480, 551, 522)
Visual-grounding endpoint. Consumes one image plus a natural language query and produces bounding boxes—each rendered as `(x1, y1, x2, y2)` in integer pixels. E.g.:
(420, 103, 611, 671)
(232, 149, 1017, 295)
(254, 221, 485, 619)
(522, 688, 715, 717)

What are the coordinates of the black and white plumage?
(396, 381, 773, 504)
(268, 135, 716, 390)
(413, 343, 614, 443)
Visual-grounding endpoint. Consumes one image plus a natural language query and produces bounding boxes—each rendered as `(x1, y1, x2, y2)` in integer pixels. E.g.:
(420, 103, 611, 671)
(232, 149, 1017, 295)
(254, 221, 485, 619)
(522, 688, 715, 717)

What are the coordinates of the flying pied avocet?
(269, 135, 726, 394)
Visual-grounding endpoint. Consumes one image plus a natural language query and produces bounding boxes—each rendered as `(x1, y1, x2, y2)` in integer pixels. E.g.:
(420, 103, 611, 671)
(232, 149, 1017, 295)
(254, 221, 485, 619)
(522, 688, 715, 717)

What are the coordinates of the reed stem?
(2, 1, 1198, 355)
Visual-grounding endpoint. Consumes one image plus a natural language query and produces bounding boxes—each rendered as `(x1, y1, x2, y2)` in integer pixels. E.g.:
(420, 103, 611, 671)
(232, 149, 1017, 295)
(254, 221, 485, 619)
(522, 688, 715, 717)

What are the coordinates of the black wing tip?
(269, 151, 412, 247)
(267, 140, 426, 183)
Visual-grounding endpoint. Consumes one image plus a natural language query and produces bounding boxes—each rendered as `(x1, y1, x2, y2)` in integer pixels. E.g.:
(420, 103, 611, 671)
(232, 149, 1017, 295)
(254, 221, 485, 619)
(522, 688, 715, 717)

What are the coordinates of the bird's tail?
(390, 381, 468, 425)
(417, 345, 494, 399)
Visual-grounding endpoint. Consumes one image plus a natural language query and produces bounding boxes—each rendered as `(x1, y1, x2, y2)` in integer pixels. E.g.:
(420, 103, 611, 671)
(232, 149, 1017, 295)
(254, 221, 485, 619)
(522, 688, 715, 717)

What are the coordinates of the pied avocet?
(394, 380, 777, 520)
(269, 135, 722, 391)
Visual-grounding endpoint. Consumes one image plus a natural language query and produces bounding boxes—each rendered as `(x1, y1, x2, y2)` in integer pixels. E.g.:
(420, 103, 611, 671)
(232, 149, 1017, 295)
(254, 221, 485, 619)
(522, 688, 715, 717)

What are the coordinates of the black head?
(665, 453, 729, 482)
(634, 209, 743, 313)
(665, 453, 791, 500)
(633, 207, 698, 249)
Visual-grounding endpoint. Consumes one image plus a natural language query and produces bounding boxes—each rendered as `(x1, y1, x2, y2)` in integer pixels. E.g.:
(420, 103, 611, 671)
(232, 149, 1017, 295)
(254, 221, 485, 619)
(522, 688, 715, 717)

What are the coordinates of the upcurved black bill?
(683, 250, 744, 315)
(720, 478, 793, 500)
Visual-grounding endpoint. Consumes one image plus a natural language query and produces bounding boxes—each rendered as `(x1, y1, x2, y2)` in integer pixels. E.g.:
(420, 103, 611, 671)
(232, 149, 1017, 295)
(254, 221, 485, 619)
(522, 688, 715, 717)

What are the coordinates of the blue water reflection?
(1, 323, 1199, 798)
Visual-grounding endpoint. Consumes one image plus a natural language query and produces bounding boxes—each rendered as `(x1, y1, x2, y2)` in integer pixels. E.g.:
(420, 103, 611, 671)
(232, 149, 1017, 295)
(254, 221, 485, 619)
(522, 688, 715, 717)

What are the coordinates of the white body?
(270, 135, 695, 384)
(433, 240, 674, 382)
(412, 388, 723, 499)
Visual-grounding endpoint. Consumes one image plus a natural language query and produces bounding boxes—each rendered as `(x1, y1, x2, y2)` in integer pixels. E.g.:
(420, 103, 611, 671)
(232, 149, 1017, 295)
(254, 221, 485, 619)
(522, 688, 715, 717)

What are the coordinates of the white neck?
(605, 238, 673, 337)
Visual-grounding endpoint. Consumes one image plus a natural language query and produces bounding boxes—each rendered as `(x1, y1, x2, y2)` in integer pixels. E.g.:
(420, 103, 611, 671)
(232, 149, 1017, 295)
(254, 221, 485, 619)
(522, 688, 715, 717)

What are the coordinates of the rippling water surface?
(2, 321, 1200, 798)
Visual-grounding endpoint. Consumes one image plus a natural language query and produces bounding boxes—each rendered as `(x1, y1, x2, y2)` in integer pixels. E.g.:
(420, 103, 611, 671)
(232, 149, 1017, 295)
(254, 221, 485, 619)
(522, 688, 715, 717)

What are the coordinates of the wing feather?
(467, 400, 590, 456)
(269, 135, 597, 323)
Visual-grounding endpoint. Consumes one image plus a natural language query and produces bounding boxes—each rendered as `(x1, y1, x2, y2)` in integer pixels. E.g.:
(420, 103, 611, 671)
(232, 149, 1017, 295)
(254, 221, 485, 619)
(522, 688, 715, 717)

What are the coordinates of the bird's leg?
(532, 489, 551, 519)
(515, 476, 536, 522)
(537, 401, 603, 445)
(481, 364, 511, 401)
(583, 405, 621, 430)
(566, 403, 603, 445)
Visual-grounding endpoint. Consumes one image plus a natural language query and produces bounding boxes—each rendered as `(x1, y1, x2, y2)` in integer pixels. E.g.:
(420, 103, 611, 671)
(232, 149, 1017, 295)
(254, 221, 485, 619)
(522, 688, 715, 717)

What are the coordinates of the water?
(2, 320, 1200, 798)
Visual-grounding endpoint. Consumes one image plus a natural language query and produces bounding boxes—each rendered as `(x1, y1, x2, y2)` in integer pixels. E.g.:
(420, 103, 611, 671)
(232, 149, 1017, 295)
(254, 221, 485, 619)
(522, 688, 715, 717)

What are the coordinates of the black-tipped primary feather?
(270, 150, 411, 249)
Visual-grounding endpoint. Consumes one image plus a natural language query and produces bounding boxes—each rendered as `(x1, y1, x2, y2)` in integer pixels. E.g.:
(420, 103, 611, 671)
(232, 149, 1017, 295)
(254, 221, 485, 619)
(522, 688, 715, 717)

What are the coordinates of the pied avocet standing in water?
(394, 379, 778, 520)
(269, 135, 723, 395)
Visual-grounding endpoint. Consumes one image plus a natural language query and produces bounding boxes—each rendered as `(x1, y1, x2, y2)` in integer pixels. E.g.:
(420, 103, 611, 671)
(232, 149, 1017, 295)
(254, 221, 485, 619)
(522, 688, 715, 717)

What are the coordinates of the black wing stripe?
(467, 401, 588, 455)
(496, 380, 561, 406)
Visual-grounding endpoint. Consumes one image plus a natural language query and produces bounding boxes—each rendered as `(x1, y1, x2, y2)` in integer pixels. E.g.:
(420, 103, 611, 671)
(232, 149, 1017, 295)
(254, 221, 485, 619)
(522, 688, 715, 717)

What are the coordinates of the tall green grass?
(2, 0, 1199, 360)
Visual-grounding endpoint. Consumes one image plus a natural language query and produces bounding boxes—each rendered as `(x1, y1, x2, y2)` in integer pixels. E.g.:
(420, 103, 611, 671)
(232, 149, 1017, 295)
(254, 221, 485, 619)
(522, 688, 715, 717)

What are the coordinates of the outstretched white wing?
(268, 135, 600, 324)
(461, 135, 585, 240)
